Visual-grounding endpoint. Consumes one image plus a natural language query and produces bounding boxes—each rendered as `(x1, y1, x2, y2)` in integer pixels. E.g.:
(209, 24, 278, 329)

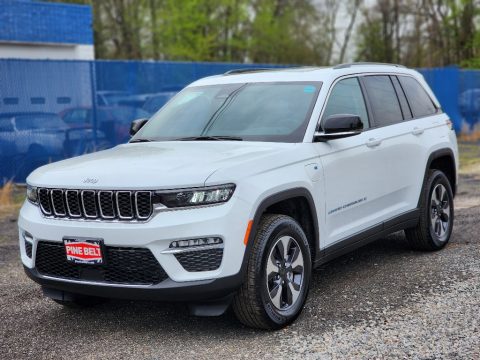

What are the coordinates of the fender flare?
(419, 148, 457, 206)
(239, 187, 320, 278)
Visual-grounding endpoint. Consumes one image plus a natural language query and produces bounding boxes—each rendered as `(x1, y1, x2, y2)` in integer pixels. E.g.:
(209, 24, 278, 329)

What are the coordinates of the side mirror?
(314, 114, 363, 142)
(129, 118, 148, 137)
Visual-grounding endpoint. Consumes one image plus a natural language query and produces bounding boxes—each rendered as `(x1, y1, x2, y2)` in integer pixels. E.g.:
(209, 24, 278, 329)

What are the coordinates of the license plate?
(64, 238, 104, 265)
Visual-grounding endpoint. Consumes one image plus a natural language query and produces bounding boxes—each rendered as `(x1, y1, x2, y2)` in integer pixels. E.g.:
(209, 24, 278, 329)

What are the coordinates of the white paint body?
(19, 65, 459, 286)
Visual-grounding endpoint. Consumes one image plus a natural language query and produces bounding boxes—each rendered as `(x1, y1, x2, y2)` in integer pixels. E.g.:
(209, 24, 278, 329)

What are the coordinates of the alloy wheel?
(266, 236, 305, 310)
(430, 183, 451, 242)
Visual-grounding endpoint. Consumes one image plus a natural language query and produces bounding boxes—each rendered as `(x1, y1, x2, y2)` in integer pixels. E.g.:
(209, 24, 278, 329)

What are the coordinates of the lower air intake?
(175, 248, 223, 272)
(35, 241, 168, 285)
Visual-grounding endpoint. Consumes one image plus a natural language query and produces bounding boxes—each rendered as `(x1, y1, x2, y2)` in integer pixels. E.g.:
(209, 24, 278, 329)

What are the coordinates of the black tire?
(52, 295, 107, 308)
(233, 214, 312, 330)
(405, 169, 454, 251)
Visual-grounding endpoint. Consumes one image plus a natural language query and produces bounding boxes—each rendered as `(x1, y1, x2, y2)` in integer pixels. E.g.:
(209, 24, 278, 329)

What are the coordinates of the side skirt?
(314, 209, 419, 268)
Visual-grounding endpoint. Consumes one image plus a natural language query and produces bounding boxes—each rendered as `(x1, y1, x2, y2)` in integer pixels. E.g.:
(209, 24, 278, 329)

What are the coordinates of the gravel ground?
(1, 172, 479, 359)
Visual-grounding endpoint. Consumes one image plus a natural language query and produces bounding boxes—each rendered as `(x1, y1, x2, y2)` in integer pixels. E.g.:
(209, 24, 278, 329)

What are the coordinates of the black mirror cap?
(129, 118, 149, 137)
(314, 114, 363, 142)
(323, 114, 363, 133)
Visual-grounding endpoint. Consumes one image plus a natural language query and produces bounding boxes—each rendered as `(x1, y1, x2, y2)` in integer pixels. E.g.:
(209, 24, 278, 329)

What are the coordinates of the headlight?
(26, 185, 38, 204)
(155, 184, 235, 208)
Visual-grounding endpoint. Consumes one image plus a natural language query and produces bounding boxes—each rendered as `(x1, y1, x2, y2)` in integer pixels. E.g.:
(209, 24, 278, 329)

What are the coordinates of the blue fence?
(0, 59, 478, 184)
(0, 0, 93, 45)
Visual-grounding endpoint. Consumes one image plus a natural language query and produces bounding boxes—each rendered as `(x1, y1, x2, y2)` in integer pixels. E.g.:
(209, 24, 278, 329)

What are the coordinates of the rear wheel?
(405, 170, 454, 251)
(233, 214, 312, 330)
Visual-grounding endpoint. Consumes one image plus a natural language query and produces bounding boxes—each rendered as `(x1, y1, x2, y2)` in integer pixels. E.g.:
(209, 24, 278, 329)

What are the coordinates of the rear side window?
(398, 76, 437, 118)
(391, 76, 412, 120)
(322, 77, 369, 129)
(362, 76, 403, 127)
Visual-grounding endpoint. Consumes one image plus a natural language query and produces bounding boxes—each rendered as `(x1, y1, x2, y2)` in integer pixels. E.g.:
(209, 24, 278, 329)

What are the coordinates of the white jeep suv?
(19, 63, 458, 329)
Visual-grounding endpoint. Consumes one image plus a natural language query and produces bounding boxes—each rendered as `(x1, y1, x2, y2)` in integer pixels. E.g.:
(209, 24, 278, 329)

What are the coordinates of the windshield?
(134, 82, 321, 142)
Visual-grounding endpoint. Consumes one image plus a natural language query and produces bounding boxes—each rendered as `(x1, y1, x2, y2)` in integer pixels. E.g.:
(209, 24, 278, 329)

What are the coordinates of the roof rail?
(223, 68, 279, 75)
(333, 62, 406, 70)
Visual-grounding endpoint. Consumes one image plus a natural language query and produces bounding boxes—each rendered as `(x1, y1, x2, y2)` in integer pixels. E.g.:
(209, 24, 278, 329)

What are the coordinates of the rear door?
(359, 75, 427, 223)
(396, 75, 446, 207)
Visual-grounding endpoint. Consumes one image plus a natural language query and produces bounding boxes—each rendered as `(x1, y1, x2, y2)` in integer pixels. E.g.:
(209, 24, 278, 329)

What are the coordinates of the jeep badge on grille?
(83, 178, 98, 184)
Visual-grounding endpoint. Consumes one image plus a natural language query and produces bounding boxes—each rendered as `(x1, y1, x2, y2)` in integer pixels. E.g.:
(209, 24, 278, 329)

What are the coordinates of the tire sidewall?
(426, 171, 454, 248)
(257, 217, 312, 327)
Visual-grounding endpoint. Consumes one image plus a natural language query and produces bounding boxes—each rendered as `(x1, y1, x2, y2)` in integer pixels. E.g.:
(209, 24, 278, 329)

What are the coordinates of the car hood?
(27, 141, 295, 189)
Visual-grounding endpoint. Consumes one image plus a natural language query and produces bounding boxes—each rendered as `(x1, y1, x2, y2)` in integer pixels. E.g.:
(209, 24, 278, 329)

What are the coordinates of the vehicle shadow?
(30, 202, 480, 345)
(34, 229, 460, 337)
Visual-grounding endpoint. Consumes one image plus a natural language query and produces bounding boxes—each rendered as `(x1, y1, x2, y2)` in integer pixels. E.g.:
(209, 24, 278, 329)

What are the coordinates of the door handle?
(412, 127, 424, 136)
(366, 138, 382, 148)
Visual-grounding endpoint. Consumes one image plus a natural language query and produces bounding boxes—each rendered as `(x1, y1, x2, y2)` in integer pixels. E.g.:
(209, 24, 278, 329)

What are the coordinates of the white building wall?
(0, 42, 94, 60)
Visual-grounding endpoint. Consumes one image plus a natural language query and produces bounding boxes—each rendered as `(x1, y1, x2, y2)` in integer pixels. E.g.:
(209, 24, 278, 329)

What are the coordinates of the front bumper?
(24, 266, 243, 301)
(19, 196, 252, 299)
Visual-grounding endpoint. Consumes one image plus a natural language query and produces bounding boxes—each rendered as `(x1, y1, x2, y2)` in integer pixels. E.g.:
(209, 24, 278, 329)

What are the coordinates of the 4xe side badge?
(328, 197, 367, 215)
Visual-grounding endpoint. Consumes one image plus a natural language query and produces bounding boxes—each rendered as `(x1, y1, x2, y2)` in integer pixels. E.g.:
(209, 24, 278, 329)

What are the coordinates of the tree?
(51, 0, 480, 67)
(356, 0, 480, 67)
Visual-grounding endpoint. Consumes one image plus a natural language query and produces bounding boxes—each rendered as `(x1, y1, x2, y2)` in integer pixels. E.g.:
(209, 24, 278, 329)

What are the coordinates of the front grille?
(37, 188, 153, 221)
(66, 190, 81, 217)
(38, 188, 52, 215)
(35, 241, 168, 285)
(82, 190, 97, 218)
(175, 248, 223, 272)
(117, 191, 134, 219)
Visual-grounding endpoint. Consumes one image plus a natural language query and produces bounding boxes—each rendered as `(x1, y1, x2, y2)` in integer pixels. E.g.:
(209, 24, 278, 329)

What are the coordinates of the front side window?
(362, 75, 403, 127)
(398, 76, 437, 118)
(134, 82, 321, 143)
(322, 77, 369, 129)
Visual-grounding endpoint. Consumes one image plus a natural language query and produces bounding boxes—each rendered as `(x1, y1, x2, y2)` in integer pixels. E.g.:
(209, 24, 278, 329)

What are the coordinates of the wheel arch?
(241, 188, 320, 275)
(422, 148, 457, 199)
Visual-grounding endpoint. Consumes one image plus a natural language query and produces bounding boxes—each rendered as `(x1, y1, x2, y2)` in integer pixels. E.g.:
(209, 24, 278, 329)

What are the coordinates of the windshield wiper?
(129, 138, 153, 143)
(175, 135, 243, 141)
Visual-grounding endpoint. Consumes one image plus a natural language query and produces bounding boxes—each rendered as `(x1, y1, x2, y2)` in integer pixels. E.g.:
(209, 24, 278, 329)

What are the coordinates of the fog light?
(169, 237, 223, 248)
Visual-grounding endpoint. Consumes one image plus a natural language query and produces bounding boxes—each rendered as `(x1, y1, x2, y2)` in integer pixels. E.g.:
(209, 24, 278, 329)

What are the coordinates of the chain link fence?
(0, 60, 477, 184)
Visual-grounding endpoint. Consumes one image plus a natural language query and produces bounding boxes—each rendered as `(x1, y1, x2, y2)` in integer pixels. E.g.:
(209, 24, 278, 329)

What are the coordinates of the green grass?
(458, 141, 480, 174)
(0, 183, 25, 218)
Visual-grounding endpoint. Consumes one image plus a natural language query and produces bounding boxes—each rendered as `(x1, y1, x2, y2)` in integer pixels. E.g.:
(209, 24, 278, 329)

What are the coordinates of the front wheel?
(405, 170, 454, 251)
(233, 214, 312, 330)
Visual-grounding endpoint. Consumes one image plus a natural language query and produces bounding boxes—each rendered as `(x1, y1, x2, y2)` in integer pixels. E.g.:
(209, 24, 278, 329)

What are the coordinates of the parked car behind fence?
(60, 106, 150, 145)
(0, 112, 106, 182)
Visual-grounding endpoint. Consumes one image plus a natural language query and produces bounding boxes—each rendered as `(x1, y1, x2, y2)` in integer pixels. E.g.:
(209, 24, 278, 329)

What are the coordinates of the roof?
(190, 63, 420, 87)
